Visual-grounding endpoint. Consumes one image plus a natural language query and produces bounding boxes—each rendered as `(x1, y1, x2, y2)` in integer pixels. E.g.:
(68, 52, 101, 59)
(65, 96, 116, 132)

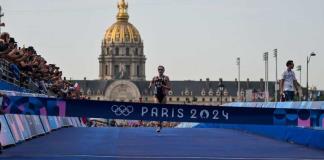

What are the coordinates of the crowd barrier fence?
(0, 88, 85, 148)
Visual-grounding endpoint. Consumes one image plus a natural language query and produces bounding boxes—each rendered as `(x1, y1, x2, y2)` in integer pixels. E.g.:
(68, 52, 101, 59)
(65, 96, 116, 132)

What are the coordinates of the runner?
(149, 65, 171, 133)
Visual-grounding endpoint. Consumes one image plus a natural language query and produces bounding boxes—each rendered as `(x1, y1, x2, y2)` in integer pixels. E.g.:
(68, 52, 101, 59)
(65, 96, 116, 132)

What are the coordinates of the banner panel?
(0, 115, 15, 146)
(2, 96, 324, 127)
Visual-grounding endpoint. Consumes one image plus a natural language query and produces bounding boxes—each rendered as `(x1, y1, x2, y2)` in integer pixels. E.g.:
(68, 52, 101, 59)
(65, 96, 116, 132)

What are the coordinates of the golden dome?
(104, 0, 141, 44)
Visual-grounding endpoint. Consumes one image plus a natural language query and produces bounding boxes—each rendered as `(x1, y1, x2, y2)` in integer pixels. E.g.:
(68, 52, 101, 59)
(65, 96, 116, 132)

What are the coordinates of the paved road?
(1, 127, 324, 160)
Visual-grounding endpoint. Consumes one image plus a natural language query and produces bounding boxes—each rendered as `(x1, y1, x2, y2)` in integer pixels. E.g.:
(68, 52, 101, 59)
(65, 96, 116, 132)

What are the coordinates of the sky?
(1, 0, 324, 89)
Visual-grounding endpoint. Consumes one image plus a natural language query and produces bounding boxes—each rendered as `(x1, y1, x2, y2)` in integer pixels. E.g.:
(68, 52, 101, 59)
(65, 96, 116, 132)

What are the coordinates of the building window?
(169, 97, 172, 101)
(137, 65, 140, 76)
(208, 90, 213, 96)
(126, 48, 130, 56)
(185, 97, 190, 102)
(105, 65, 108, 75)
(201, 90, 206, 96)
(209, 98, 213, 102)
(135, 48, 138, 55)
(115, 47, 119, 55)
(125, 65, 130, 79)
(225, 98, 228, 102)
(106, 47, 109, 55)
(202, 98, 205, 102)
(145, 97, 148, 101)
(177, 97, 180, 102)
(114, 65, 119, 76)
(217, 98, 220, 102)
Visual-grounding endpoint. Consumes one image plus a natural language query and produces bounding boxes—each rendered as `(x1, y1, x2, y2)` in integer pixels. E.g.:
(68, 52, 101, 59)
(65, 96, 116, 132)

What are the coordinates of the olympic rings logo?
(111, 105, 134, 116)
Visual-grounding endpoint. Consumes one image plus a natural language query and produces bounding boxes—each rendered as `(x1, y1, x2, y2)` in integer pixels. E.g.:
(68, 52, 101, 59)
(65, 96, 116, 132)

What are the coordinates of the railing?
(0, 58, 19, 86)
(0, 58, 39, 93)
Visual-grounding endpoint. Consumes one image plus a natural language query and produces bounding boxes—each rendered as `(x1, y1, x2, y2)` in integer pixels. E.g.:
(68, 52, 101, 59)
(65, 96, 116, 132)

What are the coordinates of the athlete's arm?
(162, 76, 171, 90)
(148, 77, 155, 89)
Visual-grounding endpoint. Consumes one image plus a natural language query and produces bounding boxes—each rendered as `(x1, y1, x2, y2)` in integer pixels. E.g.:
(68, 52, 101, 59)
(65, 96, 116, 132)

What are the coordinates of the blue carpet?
(0, 127, 324, 160)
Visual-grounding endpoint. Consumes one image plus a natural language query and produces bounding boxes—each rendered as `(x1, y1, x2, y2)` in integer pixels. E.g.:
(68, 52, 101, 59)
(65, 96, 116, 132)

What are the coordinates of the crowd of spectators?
(0, 32, 81, 98)
(106, 119, 179, 128)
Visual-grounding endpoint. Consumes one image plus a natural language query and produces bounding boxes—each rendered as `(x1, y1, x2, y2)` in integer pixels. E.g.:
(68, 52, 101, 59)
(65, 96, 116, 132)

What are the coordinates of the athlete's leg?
(154, 96, 166, 133)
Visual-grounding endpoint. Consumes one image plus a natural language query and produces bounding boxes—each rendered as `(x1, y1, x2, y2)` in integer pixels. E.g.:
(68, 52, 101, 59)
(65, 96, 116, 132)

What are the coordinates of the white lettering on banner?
(161, 108, 168, 117)
(222, 110, 229, 120)
(141, 107, 148, 116)
(213, 110, 219, 119)
(171, 108, 175, 117)
(140, 106, 229, 121)
(177, 108, 184, 118)
(152, 108, 158, 117)
(190, 109, 197, 119)
(200, 110, 209, 119)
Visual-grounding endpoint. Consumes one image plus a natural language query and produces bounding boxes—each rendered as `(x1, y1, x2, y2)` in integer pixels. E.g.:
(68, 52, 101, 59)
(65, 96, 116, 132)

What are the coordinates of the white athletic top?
(281, 70, 297, 91)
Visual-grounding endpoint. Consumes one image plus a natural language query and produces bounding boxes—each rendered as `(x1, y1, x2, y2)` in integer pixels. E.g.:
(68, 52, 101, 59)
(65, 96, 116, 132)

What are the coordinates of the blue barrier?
(0, 115, 15, 146)
(193, 123, 324, 150)
(0, 87, 83, 148)
(40, 116, 52, 133)
(0, 114, 82, 147)
(2, 96, 324, 127)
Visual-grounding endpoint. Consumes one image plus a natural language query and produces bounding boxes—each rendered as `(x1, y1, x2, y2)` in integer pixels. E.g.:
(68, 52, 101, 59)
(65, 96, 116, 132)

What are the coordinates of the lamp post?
(306, 52, 316, 100)
(240, 90, 245, 102)
(296, 65, 302, 85)
(263, 52, 269, 102)
(218, 80, 224, 105)
(273, 49, 278, 102)
(236, 57, 240, 101)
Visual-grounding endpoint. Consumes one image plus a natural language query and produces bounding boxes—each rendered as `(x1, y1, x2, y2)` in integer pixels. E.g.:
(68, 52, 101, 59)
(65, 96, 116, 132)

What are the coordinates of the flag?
(74, 82, 80, 92)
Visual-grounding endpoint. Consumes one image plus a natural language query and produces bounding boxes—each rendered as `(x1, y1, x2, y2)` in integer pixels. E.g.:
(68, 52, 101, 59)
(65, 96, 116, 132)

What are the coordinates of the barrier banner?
(47, 116, 59, 130)
(17, 115, 32, 139)
(0, 115, 15, 146)
(31, 115, 45, 135)
(76, 118, 83, 127)
(24, 115, 38, 137)
(5, 114, 25, 142)
(1, 96, 324, 126)
(39, 116, 51, 133)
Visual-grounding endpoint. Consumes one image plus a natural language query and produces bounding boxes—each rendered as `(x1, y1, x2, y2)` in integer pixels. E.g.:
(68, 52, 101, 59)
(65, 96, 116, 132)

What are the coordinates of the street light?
(263, 52, 269, 102)
(236, 57, 240, 101)
(218, 79, 224, 105)
(306, 52, 316, 100)
(296, 65, 302, 84)
(273, 49, 278, 102)
(240, 90, 245, 102)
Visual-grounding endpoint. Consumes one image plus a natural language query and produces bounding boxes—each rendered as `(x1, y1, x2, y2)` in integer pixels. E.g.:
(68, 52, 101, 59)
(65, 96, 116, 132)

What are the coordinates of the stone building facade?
(98, 0, 146, 81)
(76, 0, 277, 105)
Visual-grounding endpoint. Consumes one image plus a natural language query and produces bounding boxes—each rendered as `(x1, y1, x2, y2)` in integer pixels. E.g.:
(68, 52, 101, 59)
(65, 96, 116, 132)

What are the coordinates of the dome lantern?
(117, 0, 129, 22)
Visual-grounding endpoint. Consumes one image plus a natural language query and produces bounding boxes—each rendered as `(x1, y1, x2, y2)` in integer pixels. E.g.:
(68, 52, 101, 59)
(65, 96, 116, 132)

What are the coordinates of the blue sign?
(1, 96, 324, 127)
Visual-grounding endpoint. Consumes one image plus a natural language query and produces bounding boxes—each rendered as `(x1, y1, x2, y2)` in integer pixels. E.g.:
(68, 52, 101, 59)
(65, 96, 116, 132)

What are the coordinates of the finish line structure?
(1, 96, 324, 127)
